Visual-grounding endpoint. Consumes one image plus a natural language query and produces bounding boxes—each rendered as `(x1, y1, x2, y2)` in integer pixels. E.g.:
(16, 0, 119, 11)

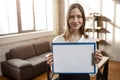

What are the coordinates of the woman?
(47, 3, 102, 80)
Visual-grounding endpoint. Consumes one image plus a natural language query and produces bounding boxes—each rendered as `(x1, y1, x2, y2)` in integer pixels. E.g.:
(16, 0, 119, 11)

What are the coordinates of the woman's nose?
(73, 17, 79, 22)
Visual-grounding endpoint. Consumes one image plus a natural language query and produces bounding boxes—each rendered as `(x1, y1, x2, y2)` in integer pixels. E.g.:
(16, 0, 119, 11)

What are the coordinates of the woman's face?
(68, 8, 83, 31)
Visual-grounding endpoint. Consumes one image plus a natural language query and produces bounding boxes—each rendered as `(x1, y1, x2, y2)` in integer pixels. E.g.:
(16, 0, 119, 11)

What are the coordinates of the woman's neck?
(67, 31, 82, 42)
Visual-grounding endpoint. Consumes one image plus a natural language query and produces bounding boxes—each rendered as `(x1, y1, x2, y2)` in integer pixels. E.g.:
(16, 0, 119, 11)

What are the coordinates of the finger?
(95, 51, 103, 58)
(95, 53, 102, 63)
(95, 53, 102, 58)
(95, 54, 102, 59)
(47, 58, 53, 64)
(47, 55, 53, 60)
(95, 55, 102, 63)
(46, 53, 53, 66)
(95, 57, 102, 64)
(96, 52, 103, 57)
(46, 55, 53, 62)
(95, 59, 99, 64)
(45, 53, 53, 58)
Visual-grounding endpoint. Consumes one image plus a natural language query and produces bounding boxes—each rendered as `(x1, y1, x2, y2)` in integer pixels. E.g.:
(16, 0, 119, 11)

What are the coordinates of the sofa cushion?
(26, 56, 46, 66)
(33, 41, 51, 55)
(37, 52, 51, 58)
(7, 59, 32, 69)
(10, 45, 36, 59)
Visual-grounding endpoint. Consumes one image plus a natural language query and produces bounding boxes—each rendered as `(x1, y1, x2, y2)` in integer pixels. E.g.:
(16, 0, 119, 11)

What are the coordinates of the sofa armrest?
(7, 59, 32, 69)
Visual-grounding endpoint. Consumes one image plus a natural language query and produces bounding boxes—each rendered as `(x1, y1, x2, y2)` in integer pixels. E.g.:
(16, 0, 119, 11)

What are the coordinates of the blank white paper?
(52, 42, 96, 74)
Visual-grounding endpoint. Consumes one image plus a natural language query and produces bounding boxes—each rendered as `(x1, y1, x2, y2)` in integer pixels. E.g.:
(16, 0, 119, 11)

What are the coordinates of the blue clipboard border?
(52, 42, 96, 74)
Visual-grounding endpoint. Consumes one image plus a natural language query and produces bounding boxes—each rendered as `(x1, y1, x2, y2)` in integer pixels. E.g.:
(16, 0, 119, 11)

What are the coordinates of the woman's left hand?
(95, 50, 103, 64)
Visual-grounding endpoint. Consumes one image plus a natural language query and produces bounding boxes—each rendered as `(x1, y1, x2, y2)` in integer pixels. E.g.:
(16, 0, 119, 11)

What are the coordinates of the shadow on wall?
(109, 21, 120, 30)
(113, 0, 120, 4)
(108, 43, 120, 61)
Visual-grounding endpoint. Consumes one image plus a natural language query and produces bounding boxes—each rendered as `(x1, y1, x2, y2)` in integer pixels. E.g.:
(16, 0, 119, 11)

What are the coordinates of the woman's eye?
(69, 15, 74, 19)
(69, 15, 82, 19)
(77, 15, 82, 18)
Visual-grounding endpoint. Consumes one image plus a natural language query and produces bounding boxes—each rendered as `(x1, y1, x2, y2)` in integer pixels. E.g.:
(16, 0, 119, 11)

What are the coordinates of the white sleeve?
(52, 35, 65, 43)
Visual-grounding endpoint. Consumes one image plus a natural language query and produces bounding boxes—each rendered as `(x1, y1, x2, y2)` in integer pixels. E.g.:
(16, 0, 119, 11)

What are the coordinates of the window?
(102, 0, 114, 22)
(115, 3, 120, 42)
(0, 0, 18, 35)
(34, 0, 53, 31)
(0, 0, 53, 35)
(20, 0, 34, 31)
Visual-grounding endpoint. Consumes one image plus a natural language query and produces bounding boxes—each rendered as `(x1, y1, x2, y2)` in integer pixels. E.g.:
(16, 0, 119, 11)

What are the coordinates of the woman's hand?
(46, 53, 53, 67)
(95, 50, 103, 64)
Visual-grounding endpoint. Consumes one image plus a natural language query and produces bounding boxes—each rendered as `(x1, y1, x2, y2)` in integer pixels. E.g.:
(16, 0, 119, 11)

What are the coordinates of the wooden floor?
(0, 60, 120, 80)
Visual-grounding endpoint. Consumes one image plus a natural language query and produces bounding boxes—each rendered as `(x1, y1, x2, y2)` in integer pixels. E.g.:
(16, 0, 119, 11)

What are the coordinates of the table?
(96, 56, 109, 80)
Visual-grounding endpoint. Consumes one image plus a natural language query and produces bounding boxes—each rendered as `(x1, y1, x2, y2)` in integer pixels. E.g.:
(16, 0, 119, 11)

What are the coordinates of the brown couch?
(1, 41, 51, 80)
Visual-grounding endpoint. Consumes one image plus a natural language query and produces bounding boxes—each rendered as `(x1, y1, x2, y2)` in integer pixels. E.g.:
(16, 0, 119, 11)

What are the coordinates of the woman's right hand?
(46, 53, 53, 67)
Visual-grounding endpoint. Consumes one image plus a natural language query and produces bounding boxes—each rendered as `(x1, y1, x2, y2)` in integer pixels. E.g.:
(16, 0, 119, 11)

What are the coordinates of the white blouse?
(53, 35, 96, 42)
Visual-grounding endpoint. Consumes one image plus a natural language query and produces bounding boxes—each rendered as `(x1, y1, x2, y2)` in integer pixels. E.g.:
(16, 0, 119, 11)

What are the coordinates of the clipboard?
(52, 42, 96, 74)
